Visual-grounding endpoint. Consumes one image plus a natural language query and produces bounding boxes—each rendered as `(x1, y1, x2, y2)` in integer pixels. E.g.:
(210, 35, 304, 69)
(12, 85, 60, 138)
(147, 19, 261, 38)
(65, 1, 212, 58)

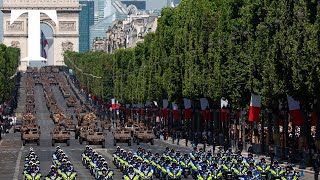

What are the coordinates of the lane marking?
(13, 145, 24, 180)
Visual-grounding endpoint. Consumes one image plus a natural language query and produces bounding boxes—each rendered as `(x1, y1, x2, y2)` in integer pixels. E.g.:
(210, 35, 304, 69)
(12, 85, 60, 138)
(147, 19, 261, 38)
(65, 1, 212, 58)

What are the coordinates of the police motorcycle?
(189, 156, 201, 179)
(96, 167, 114, 180)
(45, 165, 63, 180)
(58, 160, 77, 180)
(232, 159, 247, 180)
(124, 165, 140, 180)
(23, 163, 41, 180)
(196, 164, 212, 180)
(221, 160, 234, 180)
(256, 158, 270, 180)
(150, 153, 162, 178)
(210, 167, 223, 180)
(113, 148, 123, 168)
(95, 162, 114, 180)
(23, 149, 41, 180)
(82, 146, 93, 167)
(280, 165, 299, 180)
(179, 154, 191, 178)
(136, 160, 154, 179)
(165, 162, 182, 180)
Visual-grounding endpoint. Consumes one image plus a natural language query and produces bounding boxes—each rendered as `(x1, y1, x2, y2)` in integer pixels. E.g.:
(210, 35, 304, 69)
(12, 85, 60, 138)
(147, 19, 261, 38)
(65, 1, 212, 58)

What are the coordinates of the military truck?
(86, 131, 106, 148)
(51, 126, 70, 146)
(78, 126, 95, 144)
(102, 120, 112, 131)
(134, 128, 155, 145)
(22, 128, 41, 146)
(113, 128, 131, 146)
(66, 96, 77, 107)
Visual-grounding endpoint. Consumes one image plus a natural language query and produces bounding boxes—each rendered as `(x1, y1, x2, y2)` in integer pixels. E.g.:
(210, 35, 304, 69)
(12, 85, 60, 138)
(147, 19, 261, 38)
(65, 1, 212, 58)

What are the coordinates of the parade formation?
(0, 65, 311, 179)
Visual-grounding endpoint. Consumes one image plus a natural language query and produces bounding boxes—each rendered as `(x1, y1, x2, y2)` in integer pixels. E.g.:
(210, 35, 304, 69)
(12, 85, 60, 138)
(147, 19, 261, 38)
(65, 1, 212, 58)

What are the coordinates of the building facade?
(94, 0, 105, 23)
(0, 0, 3, 43)
(79, 0, 94, 52)
(92, 13, 158, 52)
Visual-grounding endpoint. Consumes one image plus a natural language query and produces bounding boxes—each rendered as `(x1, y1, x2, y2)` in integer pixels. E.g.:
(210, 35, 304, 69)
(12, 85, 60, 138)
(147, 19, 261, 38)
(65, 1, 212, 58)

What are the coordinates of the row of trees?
(65, 0, 320, 147)
(0, 44, 20, 103)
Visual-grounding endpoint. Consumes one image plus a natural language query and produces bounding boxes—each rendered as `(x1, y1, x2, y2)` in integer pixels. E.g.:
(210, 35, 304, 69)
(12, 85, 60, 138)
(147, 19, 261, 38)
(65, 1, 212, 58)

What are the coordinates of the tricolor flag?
(162, 99, 169, 119)
(220, 98, 229, 122)
(200, 98, 209, 110)
(200, 98, 210, 121)
(41, 30, 48, 63)
(183, 98, 192, 119)
(111, 98, 119, 110)
(163, 99, 169, 109)
(287, 96, 304, 126)
(172, 102, 179, 121)
(248, 93, 261, 122)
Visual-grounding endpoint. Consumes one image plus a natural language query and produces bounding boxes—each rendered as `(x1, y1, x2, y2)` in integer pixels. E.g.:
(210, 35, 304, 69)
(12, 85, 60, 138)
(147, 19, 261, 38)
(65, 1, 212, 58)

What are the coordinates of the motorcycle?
(179, 159, 191, 178)
(95, 169, 113, 180)
(189, 161, 200, 179)
(45, 174, 62, 180)
(210, 169, 223, 180)
(60, 170, 77, 180)
(138, 168, 154, 180)
(166, 167, 182, 180)
(222, 163, 233, 180)
(270, 168, 284, 180)
(197, 170, 212, 180)
(82, 153, 91, 167)
(233, 166, 247, 179)
(24, 172, 41, 180)
(256, 164, 270, 180)
(124, 173, 140, 180)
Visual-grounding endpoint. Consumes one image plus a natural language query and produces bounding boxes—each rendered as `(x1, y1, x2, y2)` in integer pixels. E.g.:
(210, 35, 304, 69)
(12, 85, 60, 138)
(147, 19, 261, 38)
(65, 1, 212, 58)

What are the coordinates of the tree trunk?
(272, 100, 280, 145)
(315, 98, 320, 150)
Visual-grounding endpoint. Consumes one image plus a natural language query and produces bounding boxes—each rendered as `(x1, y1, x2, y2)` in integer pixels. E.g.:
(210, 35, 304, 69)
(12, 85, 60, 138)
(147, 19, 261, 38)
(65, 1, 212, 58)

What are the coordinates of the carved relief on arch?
(41, 20, 56, 32)
(11, 41, 20, 48)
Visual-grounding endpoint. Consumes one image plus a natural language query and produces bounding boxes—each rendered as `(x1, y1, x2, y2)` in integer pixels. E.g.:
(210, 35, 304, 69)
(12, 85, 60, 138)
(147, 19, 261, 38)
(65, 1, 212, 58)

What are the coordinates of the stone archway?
(1, 0, 80, 71)
(40, 22, 54, 66)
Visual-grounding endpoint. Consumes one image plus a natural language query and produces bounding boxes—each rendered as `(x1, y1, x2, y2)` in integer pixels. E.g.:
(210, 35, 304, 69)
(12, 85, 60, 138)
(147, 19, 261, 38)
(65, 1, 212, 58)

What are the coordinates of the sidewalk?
(161, 137, 314, 175)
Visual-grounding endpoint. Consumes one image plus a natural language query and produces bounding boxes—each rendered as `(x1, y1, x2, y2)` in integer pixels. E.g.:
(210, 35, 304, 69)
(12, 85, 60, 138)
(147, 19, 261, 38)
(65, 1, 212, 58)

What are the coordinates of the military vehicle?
(134, 128, 155, 145)
(113, 128, 131, 146)
(22, 128, 41, 146)
(86, 131, 106, 148)
(51, 126, 70, 146)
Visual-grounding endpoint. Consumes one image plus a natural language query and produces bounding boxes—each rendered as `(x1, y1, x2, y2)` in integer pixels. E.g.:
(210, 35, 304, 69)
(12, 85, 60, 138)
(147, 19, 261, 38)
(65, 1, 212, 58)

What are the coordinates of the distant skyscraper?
(94, 0, 105, 23)
(79, 0, 95, 52)
(0, 0, 3, 43)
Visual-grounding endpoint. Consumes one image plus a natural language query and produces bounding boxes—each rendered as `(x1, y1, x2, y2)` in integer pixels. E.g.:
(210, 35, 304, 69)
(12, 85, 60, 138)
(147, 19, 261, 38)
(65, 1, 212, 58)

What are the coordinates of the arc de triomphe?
(1, 0, 80, 71)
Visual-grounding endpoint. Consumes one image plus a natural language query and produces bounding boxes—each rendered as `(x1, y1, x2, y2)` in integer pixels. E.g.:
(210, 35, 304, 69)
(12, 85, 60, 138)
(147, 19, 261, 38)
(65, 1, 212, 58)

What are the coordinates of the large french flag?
(248, 93, 261, 122)
(183, 98, 192, 119)
(162, 99, 169, 119)
(200, 98, 209, 121)
(111, 98, 119, 110)
(172, 102, 179, 121)
(220, 98, 229, 122)
(41, 30, 48, 63)
(287, 96, 304, 126)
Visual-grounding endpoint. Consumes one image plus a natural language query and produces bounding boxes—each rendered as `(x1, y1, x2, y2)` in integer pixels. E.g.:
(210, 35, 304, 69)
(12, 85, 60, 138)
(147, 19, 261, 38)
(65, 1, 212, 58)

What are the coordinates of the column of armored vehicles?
(15, 71, 41, 146)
